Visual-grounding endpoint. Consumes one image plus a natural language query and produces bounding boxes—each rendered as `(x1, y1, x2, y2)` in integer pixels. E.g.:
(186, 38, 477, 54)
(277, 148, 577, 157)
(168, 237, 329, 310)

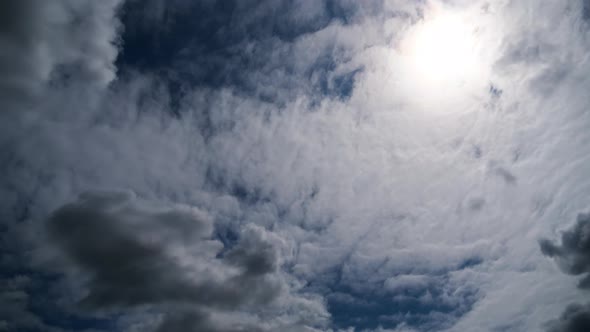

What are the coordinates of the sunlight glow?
(396, 5, 488, 111)
(409, 13, 477, 83)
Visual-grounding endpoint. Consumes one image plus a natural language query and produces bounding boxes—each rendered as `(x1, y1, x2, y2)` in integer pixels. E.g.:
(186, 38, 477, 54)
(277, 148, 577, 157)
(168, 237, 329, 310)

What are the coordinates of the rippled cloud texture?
(2, 0, 590, 331)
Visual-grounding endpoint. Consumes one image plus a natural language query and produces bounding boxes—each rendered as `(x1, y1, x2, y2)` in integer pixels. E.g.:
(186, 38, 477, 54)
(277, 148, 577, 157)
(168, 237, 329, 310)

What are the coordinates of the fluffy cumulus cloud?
(3, 0, 590, 331)
(43, 190, 326, 331)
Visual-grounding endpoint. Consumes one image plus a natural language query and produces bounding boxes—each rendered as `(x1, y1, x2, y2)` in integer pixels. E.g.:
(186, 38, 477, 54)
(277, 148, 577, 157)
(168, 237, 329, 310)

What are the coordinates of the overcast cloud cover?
(2, 0, 590, 331)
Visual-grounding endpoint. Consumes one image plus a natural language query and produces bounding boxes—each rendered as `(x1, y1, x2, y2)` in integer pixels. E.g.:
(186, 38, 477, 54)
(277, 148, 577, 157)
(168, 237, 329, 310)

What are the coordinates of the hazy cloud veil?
(2, 0, 590, 331)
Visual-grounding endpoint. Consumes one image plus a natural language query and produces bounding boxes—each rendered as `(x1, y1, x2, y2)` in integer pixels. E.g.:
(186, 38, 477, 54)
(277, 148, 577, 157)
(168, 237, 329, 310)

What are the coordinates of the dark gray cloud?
(224, 225, 279, 277)
(541, 213, 590, 332)
(48, 190, 214, 308)
(0, 0, 51, 109)
(0, 0, 122, 112)
(540, 213, 590, 289)
(45, 190, 296, 330)
(0, 1, 125, 329)
(546, 303, 590, 332)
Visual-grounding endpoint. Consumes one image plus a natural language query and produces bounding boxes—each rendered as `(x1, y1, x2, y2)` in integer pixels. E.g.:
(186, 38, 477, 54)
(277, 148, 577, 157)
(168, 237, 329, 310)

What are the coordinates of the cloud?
(545, 303, 590, 332)
(541, 213, 590, 332)
(540, 213, 590, 289)
(4, 0, 590, 331)
(48, 190, 220, 308)
(0, 0, 122, 111)
(0, 276, 50, 332)
(152, 309, 284, 332)
(46, 190, 327, 331)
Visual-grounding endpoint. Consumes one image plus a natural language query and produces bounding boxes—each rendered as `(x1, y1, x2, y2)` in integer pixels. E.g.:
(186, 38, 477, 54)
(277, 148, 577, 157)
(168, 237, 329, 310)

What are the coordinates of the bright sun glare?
(402, 7, 482, 90)
(395, 4, 490, 111)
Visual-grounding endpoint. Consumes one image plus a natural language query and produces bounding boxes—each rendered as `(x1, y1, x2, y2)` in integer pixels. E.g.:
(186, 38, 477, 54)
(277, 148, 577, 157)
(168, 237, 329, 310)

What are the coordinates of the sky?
(2, 0, 590, 331)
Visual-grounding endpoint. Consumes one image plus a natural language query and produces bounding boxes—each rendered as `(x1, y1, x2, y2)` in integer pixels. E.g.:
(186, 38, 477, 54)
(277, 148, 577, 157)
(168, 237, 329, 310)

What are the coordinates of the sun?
(394, 4, 489, 111)
(412, 15, 475, 80)
(401, 6, 482, 89)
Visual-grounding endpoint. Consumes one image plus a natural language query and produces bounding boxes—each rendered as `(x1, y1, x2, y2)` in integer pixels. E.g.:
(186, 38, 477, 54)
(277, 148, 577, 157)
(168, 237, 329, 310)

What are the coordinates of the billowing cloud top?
(2, 0, 590, 331)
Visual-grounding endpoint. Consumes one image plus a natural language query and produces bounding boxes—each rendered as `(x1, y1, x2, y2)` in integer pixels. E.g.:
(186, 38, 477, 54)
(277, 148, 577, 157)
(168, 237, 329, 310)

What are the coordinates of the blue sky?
(2, 0, 590, 331)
